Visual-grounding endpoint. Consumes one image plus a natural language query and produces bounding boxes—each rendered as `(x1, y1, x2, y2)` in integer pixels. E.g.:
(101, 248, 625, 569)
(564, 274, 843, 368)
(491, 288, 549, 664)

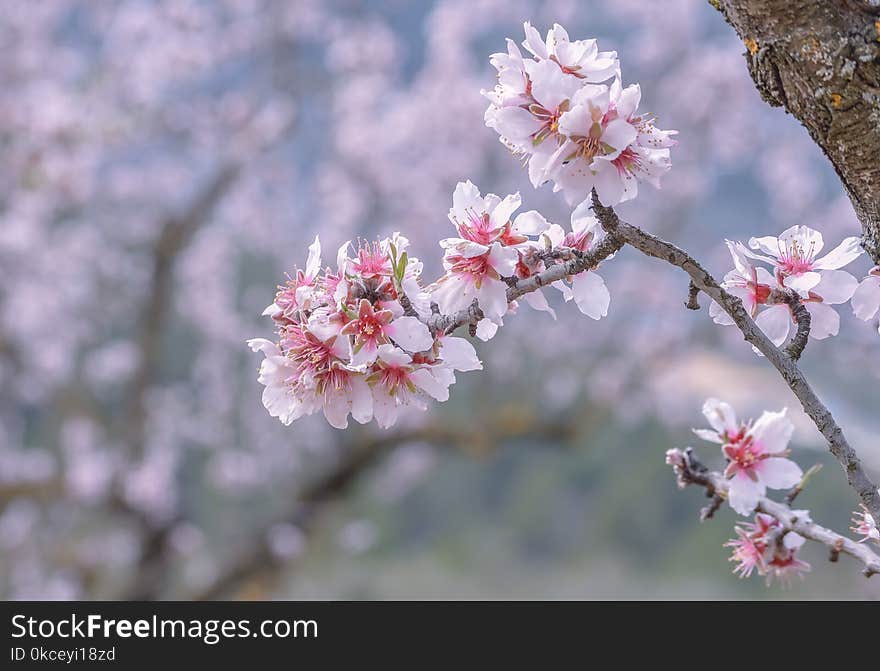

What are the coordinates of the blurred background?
(2, 0, 879, 600)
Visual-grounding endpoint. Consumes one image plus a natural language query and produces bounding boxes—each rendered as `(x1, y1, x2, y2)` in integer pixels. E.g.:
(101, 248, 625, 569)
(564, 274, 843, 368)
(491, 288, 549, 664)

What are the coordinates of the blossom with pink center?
(484, 24, 672, 207)
(542, 80, 676, 206)
(765, 539, 811, 587)
(351, 240, 393, 280)
(693, 400, 802, 514)
(341, 299, 433, 367)
(747, 224, 862, 297)
(447, 180, 549, 248)
(485, 58, 581, 167)
(367, 345, 453, 429)
(851, 266, 880, 334)
(721, 408, 802, 515)
(264, 235, 323, 320)
(434, 181, 542, 327)
(709, 241, 776, 325)
(246, 332, 372, 430)
(851, 504, 879, 545)
(725, 513, 810, 585)
(432, 240, 516, 326)
(726, 514, 774, 578)
(710, 233, 859, 347)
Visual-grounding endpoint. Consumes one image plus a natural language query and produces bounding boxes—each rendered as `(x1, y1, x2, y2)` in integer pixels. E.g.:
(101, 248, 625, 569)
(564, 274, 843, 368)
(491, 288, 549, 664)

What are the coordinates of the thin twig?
(671, 449, 880, 577)
(589, 191, 880, 524)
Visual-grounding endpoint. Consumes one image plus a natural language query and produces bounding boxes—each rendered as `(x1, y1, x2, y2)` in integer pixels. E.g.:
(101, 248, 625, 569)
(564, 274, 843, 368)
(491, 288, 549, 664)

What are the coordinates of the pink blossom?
(726, 513, 810, 585)
(549, 80, 676, 206)
(249, 229, 476, 430)
(264, 235, 323, 319)
(711, 230, 861, 347)
(433, 181, 532, 326)
(367, 345, 452, 429)
(484, 24, 674, 207)
(747, 224, 862, 297)
(851, 504, 879, 544)
(341, 299, 433, 367)
(722, 409, 802, 515)
(693, 400, 802, 515)
(709, 241, 775, 325)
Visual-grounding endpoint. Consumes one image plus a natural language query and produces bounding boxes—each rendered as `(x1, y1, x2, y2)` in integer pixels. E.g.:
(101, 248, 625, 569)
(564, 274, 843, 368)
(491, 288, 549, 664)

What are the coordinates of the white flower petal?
(728, 471, 764, 516)
(513, 210, 550, 236)
(755, 305, 791, 347)
(570, 271, 610, 320)
(409, 368, 450, 402)
(489, 192, 521, 230)
(387, 316, 433, 353)
(750, 408, 794, 455)
(522, 289, 556, 319)
(811, 270, 857, 305)
(813, 236, 863, 270)
(438, 336, 482, 372)
(852, 276, 880, 320)
(758, 457, 802, 490)
(805, 302, 839, 340)
(783, 271, 821, 296)
(475, 318, 499, 341)
(305, 235, 322, 279)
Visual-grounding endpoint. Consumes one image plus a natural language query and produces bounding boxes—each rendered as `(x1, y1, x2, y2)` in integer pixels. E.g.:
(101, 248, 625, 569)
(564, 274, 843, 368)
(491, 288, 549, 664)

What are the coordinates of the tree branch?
(425, 234, 624, 335)
(191, 414, 577, 600)
(671, 448, 880, 577)
(589, 191, 880, 525)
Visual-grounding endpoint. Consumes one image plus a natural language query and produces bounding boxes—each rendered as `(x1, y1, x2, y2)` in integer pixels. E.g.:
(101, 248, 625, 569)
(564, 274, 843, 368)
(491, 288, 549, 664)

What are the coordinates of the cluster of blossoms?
(247, 234, 482, 429)
(725, 513, 810, 585)
(432, 180, 612, 338)
(710, 225, 870, 345)
(248, 181, 614, 429)
(666, 399, 813, 586)
(483, 22, 677, 207)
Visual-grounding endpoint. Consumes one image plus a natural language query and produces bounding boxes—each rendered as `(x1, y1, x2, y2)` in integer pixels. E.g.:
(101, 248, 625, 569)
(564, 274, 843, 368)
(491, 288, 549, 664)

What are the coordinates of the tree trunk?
(709, 0, 880, 263)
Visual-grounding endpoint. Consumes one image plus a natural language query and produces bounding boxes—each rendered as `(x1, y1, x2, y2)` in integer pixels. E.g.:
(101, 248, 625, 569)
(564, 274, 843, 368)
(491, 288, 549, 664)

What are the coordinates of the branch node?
(685, 280, 701, 310)
(829, 538, 844, 563)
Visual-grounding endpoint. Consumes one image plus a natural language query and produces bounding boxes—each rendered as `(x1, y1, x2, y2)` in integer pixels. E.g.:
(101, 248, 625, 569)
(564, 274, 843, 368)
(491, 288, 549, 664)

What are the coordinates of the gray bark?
(710, 0, 880, 263)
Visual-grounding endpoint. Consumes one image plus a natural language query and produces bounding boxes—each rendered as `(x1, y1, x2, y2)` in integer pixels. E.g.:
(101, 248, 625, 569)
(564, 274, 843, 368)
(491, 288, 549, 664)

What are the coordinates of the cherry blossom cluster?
(667, 399, 815, 586)
(433, 180, 612, 337)
(248, 234, 482, 430)
(483, 22, 677, 206)
(709, 225, 869, 345)
(725, 513, 810, 585)
(248, 180, 615, 429)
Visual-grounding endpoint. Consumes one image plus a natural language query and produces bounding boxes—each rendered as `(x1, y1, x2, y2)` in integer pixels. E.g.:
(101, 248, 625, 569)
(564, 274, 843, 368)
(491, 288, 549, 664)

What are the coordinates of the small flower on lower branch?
(851, 504, 879, 545)
(692, 399, 802, 515)
(726, 513, 810, 586)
